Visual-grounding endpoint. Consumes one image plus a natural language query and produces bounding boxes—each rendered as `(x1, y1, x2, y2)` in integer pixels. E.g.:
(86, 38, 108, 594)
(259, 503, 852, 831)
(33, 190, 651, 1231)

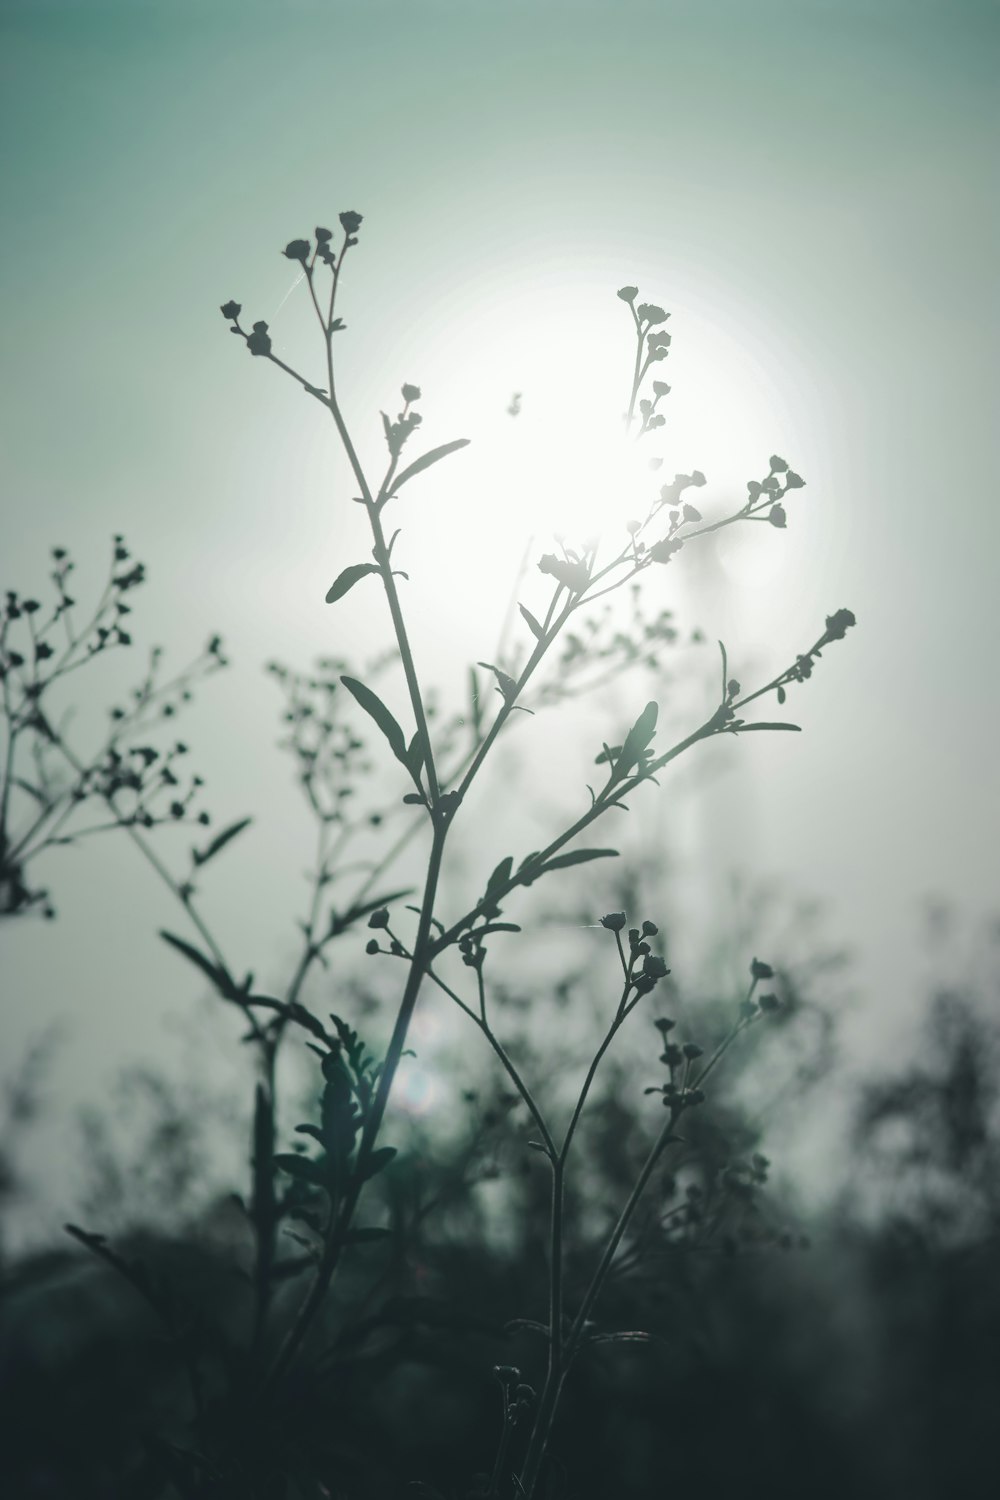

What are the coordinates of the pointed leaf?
(405, 731, 426, 779)
(614, 701, 659, 780)
(274, 1153, 324, 1186)
(192, 816, 252, 868)
(539, 847, 619, 874)
(392, 438, 470, 491)
(485, 855, 514, 899)
(331, 888, 414, 938)
(478, 660, 519, 704)
(522, 848, 619, 884)
(736, 722, 801, 733)
(160, 931, 230, 993)
(325, 563, 380, 604)
(341, 676, 407, 765)
(519, 603, 544, 640)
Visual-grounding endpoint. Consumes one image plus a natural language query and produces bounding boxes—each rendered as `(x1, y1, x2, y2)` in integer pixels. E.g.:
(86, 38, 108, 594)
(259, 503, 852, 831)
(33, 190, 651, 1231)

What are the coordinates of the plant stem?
(517, 1107, 681, 1497)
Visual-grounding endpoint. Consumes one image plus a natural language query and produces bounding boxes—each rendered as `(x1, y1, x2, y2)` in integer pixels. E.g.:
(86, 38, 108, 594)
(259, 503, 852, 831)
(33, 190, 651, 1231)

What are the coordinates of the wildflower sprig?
(37, 209, 857, 1500)
(0, 540, 227, 919)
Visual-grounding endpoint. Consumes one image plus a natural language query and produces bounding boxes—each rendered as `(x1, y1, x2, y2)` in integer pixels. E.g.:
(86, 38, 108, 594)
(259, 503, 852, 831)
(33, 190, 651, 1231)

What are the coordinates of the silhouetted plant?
(1, 211, 858, 1498)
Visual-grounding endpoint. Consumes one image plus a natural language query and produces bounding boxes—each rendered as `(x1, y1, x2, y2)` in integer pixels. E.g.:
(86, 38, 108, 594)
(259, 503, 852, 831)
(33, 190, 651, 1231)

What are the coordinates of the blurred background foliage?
(2, 863, 998, 1497)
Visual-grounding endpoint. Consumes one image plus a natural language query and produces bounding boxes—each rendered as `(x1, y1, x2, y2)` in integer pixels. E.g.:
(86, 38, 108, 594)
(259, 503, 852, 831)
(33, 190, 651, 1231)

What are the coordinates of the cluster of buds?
(741, 957, 782, 1018)
(745, 454, 806, 531)
(644, 1017, 707, 1110)
(600, 912, 670, 995)
(220, 213, 364, 359)
(616, 285, 672, 363)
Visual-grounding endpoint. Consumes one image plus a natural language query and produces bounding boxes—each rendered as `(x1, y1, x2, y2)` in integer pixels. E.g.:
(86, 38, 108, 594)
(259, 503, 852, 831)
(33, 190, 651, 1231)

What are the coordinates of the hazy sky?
(2, 0, 998, 1214)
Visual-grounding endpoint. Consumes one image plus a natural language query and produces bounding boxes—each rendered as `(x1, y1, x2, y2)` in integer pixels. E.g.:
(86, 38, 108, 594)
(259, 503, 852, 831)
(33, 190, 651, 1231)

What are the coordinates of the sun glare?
(401, 274, 799, 608)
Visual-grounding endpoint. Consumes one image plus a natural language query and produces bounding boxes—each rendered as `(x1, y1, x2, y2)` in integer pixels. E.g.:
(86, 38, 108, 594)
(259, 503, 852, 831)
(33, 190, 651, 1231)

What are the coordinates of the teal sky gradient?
(2, 0, 998, 1216)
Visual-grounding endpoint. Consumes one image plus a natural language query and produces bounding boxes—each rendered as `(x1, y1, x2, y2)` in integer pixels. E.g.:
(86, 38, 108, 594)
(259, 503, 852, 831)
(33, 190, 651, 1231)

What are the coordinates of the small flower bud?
(368, 908, 390, 929)
(616, 285, 638, 303)
(641, 920, 658, 936)
(759, 992, 780, 1013)
(600, 912, 627, 932)
(339, 210, 363, 235)
(365, 939, 379, 955)
(220, 300, 241, 320)
(751, 957, 774, 980)
(401, 383, 421, 403)
(824, 608, 856, 641)
(247, 321, 272, 357)
(283, 239, 311, 263)
(682, 1042, 703, 1060)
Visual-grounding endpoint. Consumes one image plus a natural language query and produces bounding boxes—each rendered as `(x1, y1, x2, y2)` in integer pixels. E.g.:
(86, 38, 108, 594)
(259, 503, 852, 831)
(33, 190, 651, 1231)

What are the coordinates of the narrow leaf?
(392, 438, 470, 491)
(736, 722, 802, 733)
(478, 660, 519, 704)
(485, 855, 513, 899)
(522, 848, 619, 884)
(160, 931, 229, 993)
(274, 1153, 324, 1185)
(341, 676, 407, 765)
(615, 701, 659, 779)
(325, 563, 379, 604)
(539, 847, 619, 873)
(333, 888, 414, 936)
(192, 816, 252, 868)
(518, 603, 544, 640)
(405, 731, 425, 779)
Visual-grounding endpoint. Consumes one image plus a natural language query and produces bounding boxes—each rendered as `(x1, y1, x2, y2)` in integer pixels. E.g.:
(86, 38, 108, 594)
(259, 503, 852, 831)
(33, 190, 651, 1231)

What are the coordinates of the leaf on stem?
(520, 847, 619, 884)
(191, 816, 252, 868)
(325, 563, 380, 604)
(518, 603, 544, 640)
(328, 888, 414, 938)
(391, 438, 470, 492)
(160, 931, 231, 994)
(273, 1152, 325, 1186)
(405, 731, 426, 780)
(613, 701, 659, 780)
(477, 661, 519, 706)
(484, 855, 514, 901)
(733, 722, 802, 733)
(341, 676, 407, 766)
